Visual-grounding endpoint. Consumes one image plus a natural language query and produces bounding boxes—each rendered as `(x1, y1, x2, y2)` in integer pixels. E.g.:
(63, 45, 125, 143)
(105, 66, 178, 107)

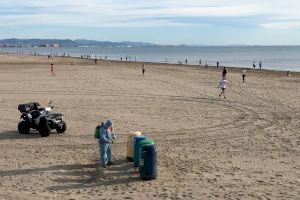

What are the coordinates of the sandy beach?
(0, 54, 299, 199)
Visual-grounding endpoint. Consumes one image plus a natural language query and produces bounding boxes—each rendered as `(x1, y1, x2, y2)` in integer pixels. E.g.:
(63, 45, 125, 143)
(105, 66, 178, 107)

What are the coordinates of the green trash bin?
(139, 143, 157, 179)
(138, 139, 155, 167)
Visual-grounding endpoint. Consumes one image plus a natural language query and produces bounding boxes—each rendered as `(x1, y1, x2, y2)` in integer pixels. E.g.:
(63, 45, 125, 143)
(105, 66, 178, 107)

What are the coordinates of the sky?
(0, 0, 300, 45)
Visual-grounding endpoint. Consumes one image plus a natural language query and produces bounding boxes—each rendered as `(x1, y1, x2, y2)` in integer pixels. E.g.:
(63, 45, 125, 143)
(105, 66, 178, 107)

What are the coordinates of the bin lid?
(128, 131, 141, 136)
(141, 143, 156, 149)
(140, 139, 155, 146)
(134, 135, 147, 139)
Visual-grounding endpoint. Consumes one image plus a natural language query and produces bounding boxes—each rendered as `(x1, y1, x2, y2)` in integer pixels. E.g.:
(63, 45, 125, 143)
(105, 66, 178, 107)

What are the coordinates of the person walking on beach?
(222, 67, 227, 78)
(253, 62, 256, 69)
(242, 68, 247, 82)
(217, 61, 219, 69)
(218, 78, 229, 99)
(97, 119, 115, 168)
(50, 63, 55, 76)
(142, 64, 145, 76)
(185, 58, 188, 65)
(259, 61, 262, 69)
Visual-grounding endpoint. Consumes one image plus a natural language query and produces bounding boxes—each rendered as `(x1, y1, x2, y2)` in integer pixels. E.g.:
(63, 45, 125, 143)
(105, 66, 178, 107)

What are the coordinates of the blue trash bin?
(139, 144, 157, 179)
(133, 135, 147, 167)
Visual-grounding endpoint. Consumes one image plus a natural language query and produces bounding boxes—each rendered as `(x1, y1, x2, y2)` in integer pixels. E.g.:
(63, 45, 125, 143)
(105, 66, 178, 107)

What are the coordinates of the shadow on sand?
(0, 130, 41, 140)
(0, 158, 140, 191)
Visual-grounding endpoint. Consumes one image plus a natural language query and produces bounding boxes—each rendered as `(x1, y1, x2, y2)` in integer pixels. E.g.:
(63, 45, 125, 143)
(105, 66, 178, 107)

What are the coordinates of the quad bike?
(17, 101, 67, 137)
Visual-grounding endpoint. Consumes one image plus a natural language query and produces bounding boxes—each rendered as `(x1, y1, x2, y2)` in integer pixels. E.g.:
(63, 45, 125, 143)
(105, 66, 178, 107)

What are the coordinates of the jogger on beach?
(142, 64, 145, 75)
(242, 68, 247, 82)
(218, 78, 229, 99)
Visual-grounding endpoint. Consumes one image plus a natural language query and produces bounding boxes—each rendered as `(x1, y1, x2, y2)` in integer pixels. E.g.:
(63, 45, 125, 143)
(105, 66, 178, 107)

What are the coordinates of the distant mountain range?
(0, 38, 154, 47)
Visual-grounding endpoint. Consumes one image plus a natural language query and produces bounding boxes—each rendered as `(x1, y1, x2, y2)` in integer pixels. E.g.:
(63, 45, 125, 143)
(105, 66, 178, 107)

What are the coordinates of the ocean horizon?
(1, 46, 300, 72)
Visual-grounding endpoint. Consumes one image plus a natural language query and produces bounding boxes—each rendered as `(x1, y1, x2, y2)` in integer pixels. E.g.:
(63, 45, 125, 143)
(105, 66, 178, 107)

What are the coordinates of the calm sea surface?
(1, 46, 300, 72)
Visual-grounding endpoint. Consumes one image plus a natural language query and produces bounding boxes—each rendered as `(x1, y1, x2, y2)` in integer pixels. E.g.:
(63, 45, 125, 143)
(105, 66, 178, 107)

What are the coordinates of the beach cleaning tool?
(127, 131, 141, 161)
(133, 135, 147, 167)
(139, 141, 157, 179)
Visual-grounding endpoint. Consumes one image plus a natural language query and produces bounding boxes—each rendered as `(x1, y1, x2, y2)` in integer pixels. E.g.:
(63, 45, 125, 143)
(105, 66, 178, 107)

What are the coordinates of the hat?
(104, 119, 113, 128)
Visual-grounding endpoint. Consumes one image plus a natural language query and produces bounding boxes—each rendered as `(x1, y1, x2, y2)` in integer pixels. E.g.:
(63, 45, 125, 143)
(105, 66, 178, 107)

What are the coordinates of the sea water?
(1, 46, 300, 72)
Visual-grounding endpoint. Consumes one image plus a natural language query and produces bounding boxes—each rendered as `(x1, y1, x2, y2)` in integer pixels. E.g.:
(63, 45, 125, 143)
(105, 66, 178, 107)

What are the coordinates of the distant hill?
(74, 39, 153, 47)
(0, 38, 154, 47)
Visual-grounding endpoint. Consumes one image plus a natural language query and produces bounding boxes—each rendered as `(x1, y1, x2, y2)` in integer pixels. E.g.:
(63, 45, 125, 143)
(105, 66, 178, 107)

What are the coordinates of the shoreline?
(1, 52, 300, 77)
(1, 48, 300, 73)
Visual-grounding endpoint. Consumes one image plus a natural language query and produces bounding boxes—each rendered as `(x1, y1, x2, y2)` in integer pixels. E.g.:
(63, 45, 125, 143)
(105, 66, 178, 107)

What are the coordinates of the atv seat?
(18, 102, 41, 113)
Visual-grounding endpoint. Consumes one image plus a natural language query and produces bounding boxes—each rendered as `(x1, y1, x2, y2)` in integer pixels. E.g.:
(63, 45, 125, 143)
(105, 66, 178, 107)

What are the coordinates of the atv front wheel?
(56, 121, 67, 133)
(18, 121, 30, 134)
(39, 117, 50, 137)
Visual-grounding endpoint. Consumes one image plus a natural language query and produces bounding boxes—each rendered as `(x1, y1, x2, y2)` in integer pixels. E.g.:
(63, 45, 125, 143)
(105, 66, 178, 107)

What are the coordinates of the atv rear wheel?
(56, 121, 67, 133)
(39, 117, 51, 137)
(18, 121, 30, 134)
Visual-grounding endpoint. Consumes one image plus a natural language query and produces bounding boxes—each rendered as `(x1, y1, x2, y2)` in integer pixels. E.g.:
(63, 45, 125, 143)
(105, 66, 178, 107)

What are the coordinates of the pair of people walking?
(253, 61, 262, 69)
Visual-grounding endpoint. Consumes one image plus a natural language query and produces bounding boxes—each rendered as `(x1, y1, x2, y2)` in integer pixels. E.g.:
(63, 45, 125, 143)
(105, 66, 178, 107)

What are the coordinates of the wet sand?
(0, 54, 299, 199)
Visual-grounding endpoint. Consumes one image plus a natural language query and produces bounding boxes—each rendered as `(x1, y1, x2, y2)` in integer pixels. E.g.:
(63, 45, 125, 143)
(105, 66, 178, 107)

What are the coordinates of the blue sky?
(0, 0, 300, 45)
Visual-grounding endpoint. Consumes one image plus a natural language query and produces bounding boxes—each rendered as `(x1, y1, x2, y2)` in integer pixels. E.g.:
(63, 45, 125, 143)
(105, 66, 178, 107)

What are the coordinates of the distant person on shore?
(50, 63, 55, 76)
(142, 64, 145, 75)
(218, 78, 229, 99)
(94, 58, 97, 64)
(199, 59, 201, 65)
(253, 62, 256, 69)
(217, 61, 219, 69)
(120, 57, 123, 62)
(185, 58, 188, 65)
(222, 67, 227, 78)
(242, 68, 247, 82)
(259, 61, 262, 69)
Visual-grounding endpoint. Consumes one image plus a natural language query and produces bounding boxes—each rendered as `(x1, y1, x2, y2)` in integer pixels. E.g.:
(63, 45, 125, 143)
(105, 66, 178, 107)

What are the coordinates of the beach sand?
(0, 54, 299, 199)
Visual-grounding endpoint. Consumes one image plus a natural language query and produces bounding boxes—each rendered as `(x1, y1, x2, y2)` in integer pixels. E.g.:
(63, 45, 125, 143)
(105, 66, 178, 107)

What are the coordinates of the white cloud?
(260, 22, 300, 30)
(0, 0, 300, 28)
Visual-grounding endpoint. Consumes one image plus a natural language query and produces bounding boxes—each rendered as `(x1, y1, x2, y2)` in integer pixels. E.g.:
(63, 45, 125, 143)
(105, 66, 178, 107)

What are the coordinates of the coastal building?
(51, 44, 60, 48)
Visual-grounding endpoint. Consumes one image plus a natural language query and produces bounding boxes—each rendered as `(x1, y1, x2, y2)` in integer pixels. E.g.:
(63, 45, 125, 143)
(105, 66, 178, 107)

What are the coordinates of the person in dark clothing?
(259, 61, 262, 69)
(142, 64, 145, 75)
(222, 67, 227, 78)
